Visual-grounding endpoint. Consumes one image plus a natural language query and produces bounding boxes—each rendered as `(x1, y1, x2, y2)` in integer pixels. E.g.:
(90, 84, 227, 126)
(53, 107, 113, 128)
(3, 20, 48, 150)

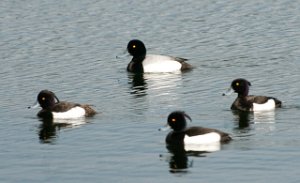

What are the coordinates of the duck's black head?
(167, 111, 192, 132)
(37, 90, 60, 110)
(231, 78, 251, 96)
(127, 39, 147, 58)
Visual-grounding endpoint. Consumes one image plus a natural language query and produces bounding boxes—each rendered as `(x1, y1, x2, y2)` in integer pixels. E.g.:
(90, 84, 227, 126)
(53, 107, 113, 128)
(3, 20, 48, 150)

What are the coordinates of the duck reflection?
(253, 110, 275, 124)
(165, 139, 221, 173)
(38, 118, 87, 143)
(128, 73, 147, 96)
(232, 110, 252, 129)
(167, 144, 191, 173)
(165, 144, 210, 173)
(232, 110, 276, 130)
(128, 72, 184, 98)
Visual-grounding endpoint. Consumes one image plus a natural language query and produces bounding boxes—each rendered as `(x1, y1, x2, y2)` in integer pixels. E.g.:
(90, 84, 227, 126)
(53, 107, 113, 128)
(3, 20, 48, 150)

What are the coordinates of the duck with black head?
(29, 90, 97, 119)
(160, 111, 231, 152)
(223, 78, 282, 112)
(126, 39, 193, 73)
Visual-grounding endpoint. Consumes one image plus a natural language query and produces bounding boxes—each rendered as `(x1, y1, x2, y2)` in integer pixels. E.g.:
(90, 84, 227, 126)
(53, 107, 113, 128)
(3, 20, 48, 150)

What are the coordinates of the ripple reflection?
(38, 118, 87, 144)
(162, 142, 222, 174)
(128, 72, 183, 98)
(127, 73, 148, 97)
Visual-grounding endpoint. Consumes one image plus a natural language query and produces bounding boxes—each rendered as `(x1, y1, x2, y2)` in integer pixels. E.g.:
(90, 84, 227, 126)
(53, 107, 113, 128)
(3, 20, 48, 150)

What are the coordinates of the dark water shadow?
(38, 118, 87, 144)
(127, 73, 148, 97)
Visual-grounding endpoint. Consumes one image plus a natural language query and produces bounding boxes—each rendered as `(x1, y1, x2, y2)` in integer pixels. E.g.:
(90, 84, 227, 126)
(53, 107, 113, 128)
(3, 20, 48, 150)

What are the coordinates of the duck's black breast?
(37, 109, 53, 119)
(166, 131, 185, 146)
(127, 55, 146, 73)
(127, 60, 144, 73)
(231, 97, 253, 111)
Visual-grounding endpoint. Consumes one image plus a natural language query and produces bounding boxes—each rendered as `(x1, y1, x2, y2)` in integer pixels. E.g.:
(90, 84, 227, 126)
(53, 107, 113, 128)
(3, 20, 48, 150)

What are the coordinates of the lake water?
(1, 0, 300, 182)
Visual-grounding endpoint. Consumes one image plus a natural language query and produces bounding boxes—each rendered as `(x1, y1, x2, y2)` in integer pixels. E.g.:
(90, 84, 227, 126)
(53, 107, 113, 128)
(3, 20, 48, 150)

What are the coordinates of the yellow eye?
(132, 45, 136, 48)
(42, 97, 45, 101)
(236, 82, 239, 86)
(171, 118, 176, 122)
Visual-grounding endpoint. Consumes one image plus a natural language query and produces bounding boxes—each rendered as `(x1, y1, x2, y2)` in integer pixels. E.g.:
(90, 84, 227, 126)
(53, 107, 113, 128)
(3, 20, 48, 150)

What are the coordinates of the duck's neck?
(238, 90, 249, 97)
(41, 101, 56, 110)
(238, 93, 245, 98)
(132, 55, 145, 63)
(237, 85, 249, 97)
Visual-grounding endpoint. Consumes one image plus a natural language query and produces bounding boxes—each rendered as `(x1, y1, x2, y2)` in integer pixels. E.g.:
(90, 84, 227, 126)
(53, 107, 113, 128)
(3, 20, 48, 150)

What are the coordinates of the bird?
(126, 39, 192, 73)
(29, 90, 97, 119)
(223, 78, 282, 111)
(163, 111, 231, 149)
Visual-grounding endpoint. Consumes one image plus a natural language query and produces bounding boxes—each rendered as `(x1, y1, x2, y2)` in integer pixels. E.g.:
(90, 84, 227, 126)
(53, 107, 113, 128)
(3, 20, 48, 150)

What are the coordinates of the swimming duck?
(29, 90, 97, 119)
(163, 111, 232, 148)
(223, 78, 282, 111)
(127, 39, 192, 73)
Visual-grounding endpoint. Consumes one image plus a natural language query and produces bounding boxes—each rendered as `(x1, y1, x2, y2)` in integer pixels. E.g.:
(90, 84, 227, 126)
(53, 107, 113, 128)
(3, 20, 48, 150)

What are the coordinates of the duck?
(163, 111, 231, 149)
(126, 39, 192, 73)
(223, 78, 282, 112)
(29, 90, 97, 119)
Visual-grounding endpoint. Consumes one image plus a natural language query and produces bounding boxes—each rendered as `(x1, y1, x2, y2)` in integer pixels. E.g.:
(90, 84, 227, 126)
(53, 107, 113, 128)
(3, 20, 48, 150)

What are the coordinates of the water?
(1, 0, 300, 182)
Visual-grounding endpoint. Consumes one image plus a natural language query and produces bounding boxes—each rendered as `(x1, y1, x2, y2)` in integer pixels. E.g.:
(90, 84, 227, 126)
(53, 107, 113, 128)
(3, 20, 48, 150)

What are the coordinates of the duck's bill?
(116, 49, 129, 59)
(28, 101, 40, 109)
(158, 124, 170, 131)
(222, 88, 234, 96)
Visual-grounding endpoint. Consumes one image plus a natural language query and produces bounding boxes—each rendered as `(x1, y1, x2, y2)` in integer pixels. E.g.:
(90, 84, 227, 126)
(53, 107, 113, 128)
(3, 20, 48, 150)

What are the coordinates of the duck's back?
(186, 127, 231, 143)
(52, 101, 79, 112)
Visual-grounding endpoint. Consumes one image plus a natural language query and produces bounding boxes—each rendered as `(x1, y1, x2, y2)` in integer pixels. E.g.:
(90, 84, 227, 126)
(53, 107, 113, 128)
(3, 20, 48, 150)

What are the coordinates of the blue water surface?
(0, 0, 300, 182)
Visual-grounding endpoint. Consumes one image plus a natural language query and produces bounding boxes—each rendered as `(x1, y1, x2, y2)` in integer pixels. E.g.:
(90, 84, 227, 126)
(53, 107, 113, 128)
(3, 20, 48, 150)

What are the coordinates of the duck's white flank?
(52, 106, 86, 119)
(253, 99, 275, 111)
(184, 132, 221, 145)
(52, 118, 87, 126)
(142, 55, 182, 73)
(184, 142, 221, 152)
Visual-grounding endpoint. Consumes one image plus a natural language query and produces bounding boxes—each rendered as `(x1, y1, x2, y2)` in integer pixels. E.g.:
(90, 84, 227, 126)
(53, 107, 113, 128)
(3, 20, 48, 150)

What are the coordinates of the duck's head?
(231, 78, 251, 96)
(127, 39, 147, 58)
(37, 90, 60, 110)
(167, 111, 192, 132)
